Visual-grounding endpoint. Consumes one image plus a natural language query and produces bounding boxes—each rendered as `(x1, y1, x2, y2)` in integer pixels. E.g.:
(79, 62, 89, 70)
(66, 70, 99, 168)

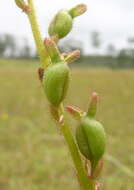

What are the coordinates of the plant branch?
(27, 0, 51, 68)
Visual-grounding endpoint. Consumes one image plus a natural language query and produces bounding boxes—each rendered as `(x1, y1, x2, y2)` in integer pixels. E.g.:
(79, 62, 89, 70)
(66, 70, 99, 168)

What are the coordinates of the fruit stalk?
(59, 104, 96, 190)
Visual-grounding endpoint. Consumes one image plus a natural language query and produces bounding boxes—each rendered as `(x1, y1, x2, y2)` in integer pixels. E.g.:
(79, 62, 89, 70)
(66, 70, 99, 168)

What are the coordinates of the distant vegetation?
(0, 32, 134, 68)
(0, 60, 134, 190)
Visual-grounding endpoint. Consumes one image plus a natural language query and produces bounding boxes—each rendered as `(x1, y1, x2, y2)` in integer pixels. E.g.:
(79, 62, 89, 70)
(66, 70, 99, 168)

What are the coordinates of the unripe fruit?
(48, 10, 73, 39)
(43, 62, 70, 107)
(48, 4, 87, 40)
(76, 116, 106, 171)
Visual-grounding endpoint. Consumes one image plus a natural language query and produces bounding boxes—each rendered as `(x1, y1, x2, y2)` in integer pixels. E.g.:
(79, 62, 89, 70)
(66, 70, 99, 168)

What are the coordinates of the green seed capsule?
(76, 116, 106, 171)
(48, 10, 73, 39)
(48, 4, 87, 39)
(43, 62, 70, 107)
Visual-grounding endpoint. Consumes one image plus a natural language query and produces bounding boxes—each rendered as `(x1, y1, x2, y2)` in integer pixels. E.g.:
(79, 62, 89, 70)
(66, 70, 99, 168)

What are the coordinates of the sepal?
(44, 38, 63, 64)
(66, 105, 85, 120)
(64, 50, 80, 63)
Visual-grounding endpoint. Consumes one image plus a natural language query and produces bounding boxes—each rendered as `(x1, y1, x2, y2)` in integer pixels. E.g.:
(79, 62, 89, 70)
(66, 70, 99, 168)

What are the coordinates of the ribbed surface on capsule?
(43, 63, 70, 107)
(76, 116, 106, 170)
(48, 10, 73, 39)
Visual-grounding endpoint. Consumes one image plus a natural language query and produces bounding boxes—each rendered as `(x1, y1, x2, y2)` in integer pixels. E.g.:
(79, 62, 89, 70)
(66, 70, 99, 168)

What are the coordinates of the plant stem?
(26, 1, 95, 189)
(27, 0, 51, 68)
(59, 104, 95, 190)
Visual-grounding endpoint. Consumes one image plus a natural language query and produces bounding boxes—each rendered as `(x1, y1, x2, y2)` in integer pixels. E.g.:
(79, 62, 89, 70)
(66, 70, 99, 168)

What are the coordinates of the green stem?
(25, 1, 95, 189)
(27, 0, 51, 68)
(59, 104, 95, 190)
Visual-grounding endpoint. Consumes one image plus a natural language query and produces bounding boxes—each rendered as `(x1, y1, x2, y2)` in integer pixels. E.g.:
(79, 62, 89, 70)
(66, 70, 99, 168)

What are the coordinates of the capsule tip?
(92, 92, 99, 103)
(69, 4, 87, 18)
(87, 92, 99, 118)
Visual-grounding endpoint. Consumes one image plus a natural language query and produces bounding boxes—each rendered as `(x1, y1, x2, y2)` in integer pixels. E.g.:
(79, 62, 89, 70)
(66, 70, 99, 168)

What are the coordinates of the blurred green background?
(1, 0, 134, 189)
(0, 59, 134, 190)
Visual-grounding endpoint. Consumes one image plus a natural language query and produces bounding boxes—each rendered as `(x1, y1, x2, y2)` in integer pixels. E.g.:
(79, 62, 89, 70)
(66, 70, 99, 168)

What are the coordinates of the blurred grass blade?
(105, 154, 134, 179)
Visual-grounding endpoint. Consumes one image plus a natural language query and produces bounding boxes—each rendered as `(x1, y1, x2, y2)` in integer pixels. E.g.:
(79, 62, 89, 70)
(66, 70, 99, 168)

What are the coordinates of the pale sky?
(0, 0, 134, 54)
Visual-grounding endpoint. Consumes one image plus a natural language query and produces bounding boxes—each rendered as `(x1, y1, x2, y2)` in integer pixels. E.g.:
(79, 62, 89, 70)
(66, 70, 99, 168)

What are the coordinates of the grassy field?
(0, 59, 134, 190)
